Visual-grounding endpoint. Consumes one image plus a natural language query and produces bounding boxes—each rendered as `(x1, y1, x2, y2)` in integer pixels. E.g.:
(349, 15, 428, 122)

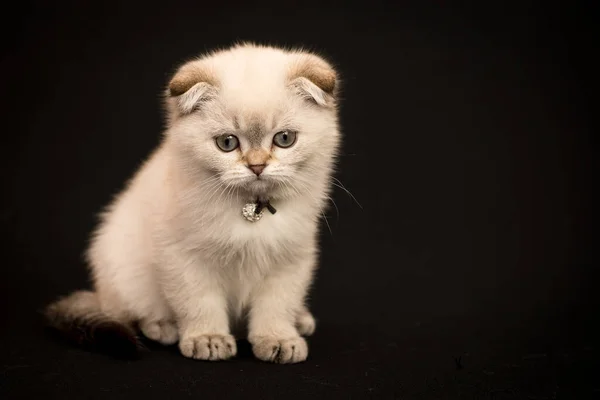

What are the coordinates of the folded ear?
(288, 53, 338, 107)
(167, 60, 218, 115)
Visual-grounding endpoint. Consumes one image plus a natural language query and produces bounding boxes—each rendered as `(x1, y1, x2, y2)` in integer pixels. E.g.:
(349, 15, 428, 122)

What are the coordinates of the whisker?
(225, 181, 238, 201)
(211, 184, 230, 212)
(325, 195, 339, 220)
(290, 165, 362, 209)
(202, 180, 224, 202)
(331, 177, 362, 209)
(292, 174, 340, 221)
(197, 174, 222, 188)
(291, 178, 333, 236)
(204, 179, 228, 206)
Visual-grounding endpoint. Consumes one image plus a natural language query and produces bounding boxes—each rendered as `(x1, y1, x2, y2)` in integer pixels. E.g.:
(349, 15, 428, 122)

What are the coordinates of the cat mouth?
(248, 178, 271, 191)
(237, 176, 274, 195)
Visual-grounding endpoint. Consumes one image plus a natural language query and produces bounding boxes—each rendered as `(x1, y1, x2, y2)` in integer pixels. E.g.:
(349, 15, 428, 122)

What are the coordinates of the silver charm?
(242, 202, 263, 222)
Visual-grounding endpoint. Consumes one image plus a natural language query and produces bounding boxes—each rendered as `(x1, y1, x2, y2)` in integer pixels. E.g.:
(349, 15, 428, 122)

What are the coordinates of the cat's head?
(164, 43, 341, 200)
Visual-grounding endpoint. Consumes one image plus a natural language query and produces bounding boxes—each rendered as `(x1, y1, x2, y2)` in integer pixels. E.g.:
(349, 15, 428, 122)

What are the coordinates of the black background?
(1, 1, 596, 399)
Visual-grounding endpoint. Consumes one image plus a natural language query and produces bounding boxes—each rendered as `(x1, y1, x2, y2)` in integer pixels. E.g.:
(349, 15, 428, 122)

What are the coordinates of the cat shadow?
(44, 319, 256, 362)
(44, 326, 141, 360)
(139, 336, 254, 360)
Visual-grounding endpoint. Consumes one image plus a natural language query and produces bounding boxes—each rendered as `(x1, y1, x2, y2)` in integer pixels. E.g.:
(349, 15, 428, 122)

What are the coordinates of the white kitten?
(45, 43, 341, 364)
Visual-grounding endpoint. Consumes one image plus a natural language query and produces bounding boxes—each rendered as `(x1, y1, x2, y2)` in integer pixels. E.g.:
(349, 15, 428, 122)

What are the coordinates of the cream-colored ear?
(167, 60, 218, 114)
(288, 53, 337, 106)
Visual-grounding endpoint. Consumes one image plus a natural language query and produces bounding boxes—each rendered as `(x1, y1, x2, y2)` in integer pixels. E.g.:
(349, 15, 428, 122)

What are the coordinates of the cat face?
(166, 44, 340, 200)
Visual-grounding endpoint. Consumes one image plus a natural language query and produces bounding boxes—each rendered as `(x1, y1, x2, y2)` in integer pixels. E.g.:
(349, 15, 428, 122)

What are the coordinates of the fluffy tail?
(44, 290, 141, 359)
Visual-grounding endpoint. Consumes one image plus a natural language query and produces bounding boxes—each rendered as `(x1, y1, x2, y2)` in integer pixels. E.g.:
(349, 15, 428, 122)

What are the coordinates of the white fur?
(86, 44, 340, 363)
(176, 82, 216, 114)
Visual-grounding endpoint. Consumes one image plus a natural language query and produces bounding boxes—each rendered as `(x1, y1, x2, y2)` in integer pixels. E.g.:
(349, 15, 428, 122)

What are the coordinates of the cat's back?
(88, 143, 176, 262)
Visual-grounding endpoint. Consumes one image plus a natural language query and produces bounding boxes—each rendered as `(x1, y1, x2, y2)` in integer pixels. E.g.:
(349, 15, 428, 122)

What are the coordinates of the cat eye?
(215, 134, 239, 152)
(272, 130, 297, 148)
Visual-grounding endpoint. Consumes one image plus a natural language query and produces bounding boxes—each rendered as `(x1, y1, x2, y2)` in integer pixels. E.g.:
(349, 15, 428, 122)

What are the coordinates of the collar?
(242, 198, 277, 222)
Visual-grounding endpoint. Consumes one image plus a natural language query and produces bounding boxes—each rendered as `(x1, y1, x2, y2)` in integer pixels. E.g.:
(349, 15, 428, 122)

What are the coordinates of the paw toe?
(179, 334, 237, 361)
(251, 336, 308, 364)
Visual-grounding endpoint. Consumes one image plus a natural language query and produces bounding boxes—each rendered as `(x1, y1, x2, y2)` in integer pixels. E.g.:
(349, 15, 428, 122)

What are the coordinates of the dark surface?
(1, 1, 596, 399)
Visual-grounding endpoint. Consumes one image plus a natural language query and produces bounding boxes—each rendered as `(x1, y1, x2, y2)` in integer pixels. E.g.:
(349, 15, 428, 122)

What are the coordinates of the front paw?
(251, 336, 308, 364)
(179, 334, 237, 361)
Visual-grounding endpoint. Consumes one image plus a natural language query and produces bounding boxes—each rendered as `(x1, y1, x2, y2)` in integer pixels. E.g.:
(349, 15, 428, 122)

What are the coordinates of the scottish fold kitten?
(45, 43, 341, 364)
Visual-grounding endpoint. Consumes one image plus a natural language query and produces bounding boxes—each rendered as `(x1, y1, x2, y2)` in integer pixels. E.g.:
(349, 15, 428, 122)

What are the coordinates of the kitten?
(45, 43, 341, 364)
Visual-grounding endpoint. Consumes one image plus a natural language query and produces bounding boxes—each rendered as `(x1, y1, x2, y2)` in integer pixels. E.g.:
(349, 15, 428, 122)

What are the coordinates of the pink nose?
(248, 164, 266, 176)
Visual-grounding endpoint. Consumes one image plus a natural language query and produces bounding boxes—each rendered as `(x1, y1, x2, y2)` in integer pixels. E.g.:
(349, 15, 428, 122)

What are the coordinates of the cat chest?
(219, 212, 311, 265)
(184, 207, 314, 270)
(209, 235, 301, 270)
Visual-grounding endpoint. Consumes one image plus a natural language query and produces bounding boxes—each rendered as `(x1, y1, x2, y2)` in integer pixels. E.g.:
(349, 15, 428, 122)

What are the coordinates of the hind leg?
(139, 319, 179, 345)
(97, 282, 178, 345)
(89, 191, 181, 346)
(296, 306, 316, 336)
(94, 262, 179, 346)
